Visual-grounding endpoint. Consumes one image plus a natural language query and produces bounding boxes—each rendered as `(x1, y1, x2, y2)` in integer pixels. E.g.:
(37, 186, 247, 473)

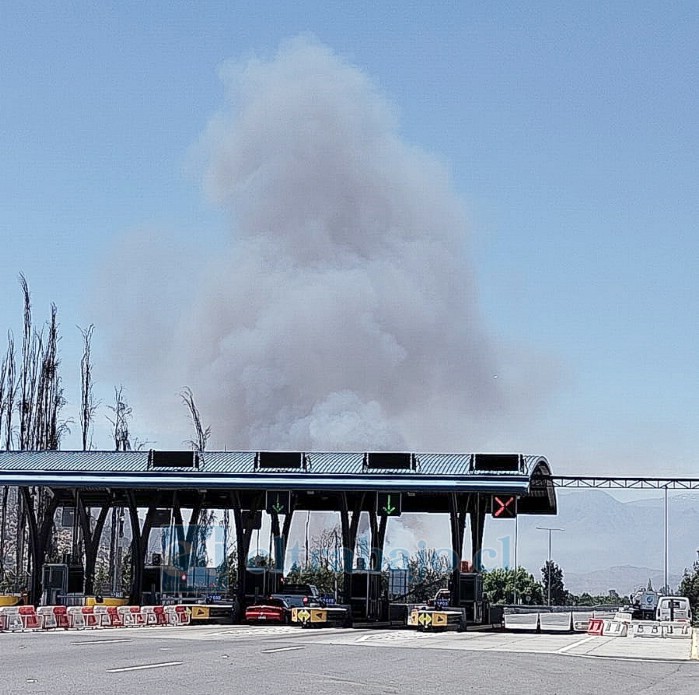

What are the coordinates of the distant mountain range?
(564, 566, 683, 596)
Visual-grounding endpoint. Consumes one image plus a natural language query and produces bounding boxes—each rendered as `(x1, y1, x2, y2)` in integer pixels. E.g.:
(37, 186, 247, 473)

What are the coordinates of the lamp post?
(537, 527, 564, 606)
(663, 486, 668, 595)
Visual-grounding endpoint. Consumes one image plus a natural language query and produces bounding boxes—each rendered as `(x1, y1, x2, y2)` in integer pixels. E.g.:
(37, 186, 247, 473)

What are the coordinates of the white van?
(656, 596, 692, 623)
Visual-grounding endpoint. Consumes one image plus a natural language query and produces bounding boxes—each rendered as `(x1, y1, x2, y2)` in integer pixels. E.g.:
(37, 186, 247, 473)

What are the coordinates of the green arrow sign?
(377, 492, 402, 517)
(265, 490, 291, 515)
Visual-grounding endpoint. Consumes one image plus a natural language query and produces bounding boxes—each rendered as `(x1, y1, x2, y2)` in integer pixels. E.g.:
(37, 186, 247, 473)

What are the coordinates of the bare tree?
(8, 276, 69, 601)
(18, 273, 40, 451)
(32, 303, 67, 450)
(180, 386, 211, 452)
(0, 335, 15, 581)
(107, 386, 132, 451)
(78, 325, 98, 451)
(1, 333, 16, 450)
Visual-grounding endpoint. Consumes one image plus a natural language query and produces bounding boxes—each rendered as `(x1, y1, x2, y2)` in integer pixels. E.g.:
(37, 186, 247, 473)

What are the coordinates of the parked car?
(245, 597, 291, 624)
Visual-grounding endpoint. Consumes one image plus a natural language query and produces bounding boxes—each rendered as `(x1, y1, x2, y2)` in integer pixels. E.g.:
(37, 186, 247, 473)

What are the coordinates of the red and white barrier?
(587, 618, 604, 636)
(2, 603, 193, 633)
(18, 606, 41, 631)
(164, 605, 190, 626)
(0, 606, 23, 632)
(107, 606, 124, 627)
(92, 605, 113, 628)
(67, 606, 86, 629)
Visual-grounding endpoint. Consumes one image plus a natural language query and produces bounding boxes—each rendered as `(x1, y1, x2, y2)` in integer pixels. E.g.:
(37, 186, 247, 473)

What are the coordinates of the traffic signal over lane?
(491, 495, 517, 518)
(265, 491, 291, 515)
(377, 492, 402, 517)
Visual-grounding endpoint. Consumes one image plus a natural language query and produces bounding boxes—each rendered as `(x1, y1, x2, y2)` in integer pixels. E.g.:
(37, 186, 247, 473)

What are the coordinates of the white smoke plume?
(100, 35, 550, 452)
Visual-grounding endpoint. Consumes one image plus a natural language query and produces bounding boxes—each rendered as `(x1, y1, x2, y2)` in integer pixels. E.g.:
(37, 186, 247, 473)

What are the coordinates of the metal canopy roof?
(0, 450, 557, 514)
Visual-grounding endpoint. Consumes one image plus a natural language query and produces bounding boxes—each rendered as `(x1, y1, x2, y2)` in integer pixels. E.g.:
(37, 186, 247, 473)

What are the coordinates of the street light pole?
(537, 527, 564, 606)
(664, 486, 669, 594)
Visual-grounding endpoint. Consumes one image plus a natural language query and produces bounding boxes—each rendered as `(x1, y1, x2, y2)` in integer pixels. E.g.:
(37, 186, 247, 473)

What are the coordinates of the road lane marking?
(106, 661, 183, 673)
(557, 636, 597, 653)
(71, 639, 131, 645)
(261, 646, 305, 654)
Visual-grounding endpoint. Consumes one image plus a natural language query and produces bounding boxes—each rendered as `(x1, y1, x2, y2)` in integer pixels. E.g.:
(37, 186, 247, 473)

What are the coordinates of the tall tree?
(178, 387, 212, 574)
(678, 561, 699, 619)
(180, 387, 211, 452)
(541, 560, 567, 606)
(483, 567, 544, 605)
(9, 277, 68, 601)
(108, 386, 132, 451)
(0, 335, 16, 583)
(78, 325, 98, 451)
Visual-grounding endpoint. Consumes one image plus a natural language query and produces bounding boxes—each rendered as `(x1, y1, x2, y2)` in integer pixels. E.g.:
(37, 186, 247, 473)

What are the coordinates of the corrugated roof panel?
(199, 451, 256, 473)
(417, 453, 472, 475)
(306, 452, 364, 474)
(0, 450, 149, 471)
(0, 451, 551, 481)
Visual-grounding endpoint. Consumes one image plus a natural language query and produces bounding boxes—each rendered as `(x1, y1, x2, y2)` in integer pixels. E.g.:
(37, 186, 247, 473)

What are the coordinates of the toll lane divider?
(503, 606, 618, 633)
(0, 605, 191, 632)
(586, 619, 605, 636)
(602, 620, 628, 637)
(629, 620, 692, 639)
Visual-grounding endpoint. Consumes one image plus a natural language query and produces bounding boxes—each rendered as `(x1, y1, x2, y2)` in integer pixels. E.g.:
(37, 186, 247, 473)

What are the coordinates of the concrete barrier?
(592, 610, 617, 622)
(661, 621, 692, 639)
(539, 611, 572, 632)
(602, 620, 628, 637)
(633, 622, 662, 638)
(572, 612, 594, 631)
(503, 608, 539, 631)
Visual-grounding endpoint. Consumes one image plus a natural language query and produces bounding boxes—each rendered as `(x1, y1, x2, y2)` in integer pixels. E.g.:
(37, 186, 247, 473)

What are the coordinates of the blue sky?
(1, 2, 698, 476)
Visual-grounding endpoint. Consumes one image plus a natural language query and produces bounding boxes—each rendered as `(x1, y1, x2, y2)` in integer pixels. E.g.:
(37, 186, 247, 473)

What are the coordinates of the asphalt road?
(2, 626, 697, 695)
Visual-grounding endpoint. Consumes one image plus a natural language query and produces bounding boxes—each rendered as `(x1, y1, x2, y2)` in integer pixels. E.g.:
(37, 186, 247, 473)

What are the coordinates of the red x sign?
(492, 495, 517, 518)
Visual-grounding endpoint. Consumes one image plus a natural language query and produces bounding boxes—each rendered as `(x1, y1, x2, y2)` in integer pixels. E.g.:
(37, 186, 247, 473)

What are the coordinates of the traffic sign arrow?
(417, 612, 432, 626)
(377, 492, 401, 516)
(382, 494, 396, 515)
(265, 490, 291, 515)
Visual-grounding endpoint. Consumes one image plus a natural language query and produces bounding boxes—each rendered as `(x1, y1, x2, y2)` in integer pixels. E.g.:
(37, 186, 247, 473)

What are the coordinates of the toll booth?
(42, 563, 68, 605)
(244, 568, 283, 603)
(141, 565, 162, 605)
(348, 570, 385, 622)
(67, 564, 85, 595)
(451, 572, 485, 624)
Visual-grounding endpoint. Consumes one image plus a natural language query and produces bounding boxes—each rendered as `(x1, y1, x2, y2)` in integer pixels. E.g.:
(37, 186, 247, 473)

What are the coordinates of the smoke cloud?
(101, 35, 549, 451)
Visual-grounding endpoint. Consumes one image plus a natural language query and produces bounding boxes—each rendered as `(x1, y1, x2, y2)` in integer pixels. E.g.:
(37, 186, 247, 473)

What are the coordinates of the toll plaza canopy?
(0, 451, 557, 605)
(0, 450, 557, 515)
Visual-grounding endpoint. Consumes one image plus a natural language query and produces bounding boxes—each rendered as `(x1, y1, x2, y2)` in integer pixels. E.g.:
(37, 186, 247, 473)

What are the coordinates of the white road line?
(557, 636, 597, 653)
(261, 646, 305, 654)
(106, 661, 183, 673)
(72, 639, 131, 645)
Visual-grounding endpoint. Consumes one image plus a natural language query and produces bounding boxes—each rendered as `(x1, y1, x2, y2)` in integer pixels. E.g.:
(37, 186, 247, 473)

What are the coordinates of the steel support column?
(469, 494, 486, 571)
(340, 492, 364, 604)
